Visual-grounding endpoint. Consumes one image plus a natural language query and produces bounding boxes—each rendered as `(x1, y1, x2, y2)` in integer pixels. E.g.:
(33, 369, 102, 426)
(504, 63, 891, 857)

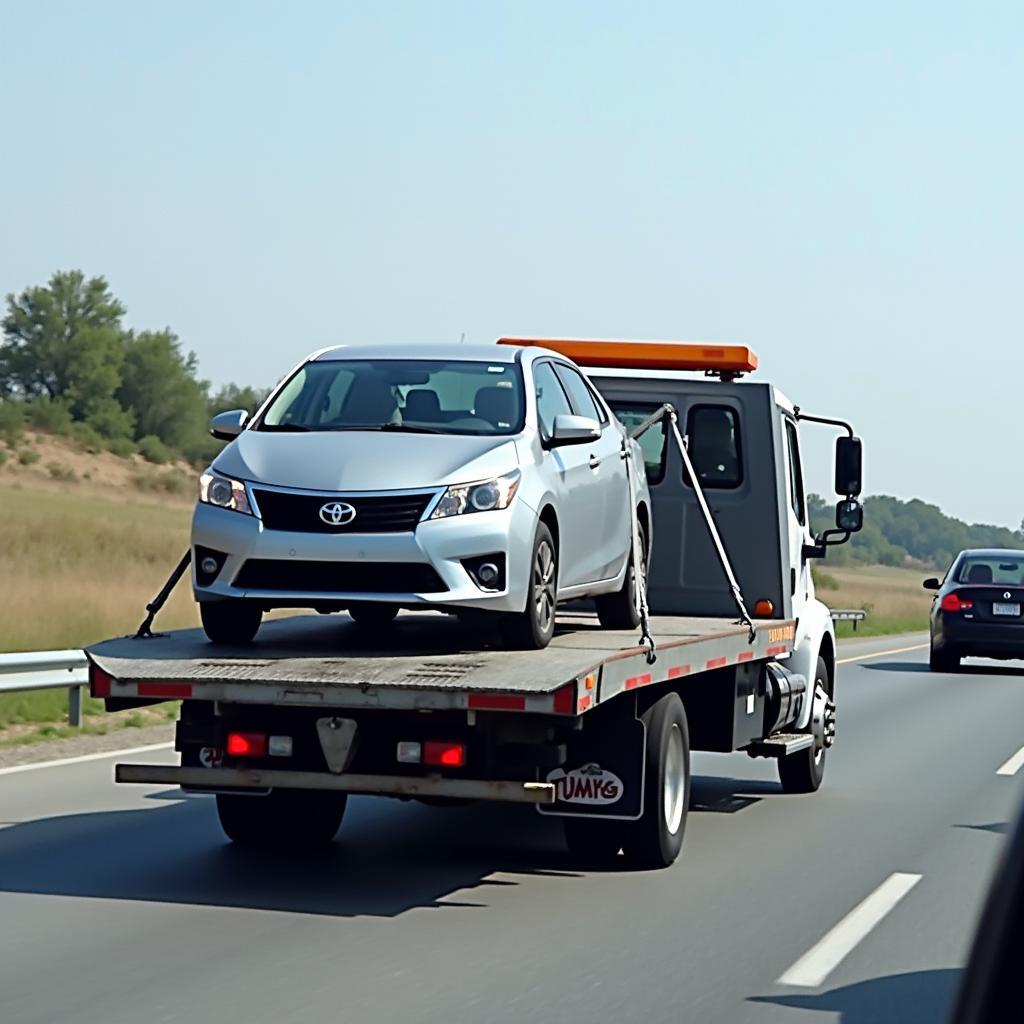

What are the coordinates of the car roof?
(312, 343, 522, 364)
(957, 549, 1024, 559)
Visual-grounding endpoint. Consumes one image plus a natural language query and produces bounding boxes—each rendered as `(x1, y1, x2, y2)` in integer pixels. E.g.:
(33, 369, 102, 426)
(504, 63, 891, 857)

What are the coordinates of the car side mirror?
(549, 414, 601, 447)
(835, 436, 863, 497)
(923, 577, 941, 591)
(835, 498, 863, 533)
(210, 409, 249, 441)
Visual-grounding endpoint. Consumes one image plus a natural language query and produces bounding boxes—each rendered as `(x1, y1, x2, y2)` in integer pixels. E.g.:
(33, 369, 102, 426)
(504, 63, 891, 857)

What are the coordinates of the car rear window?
(684, 405, 743, 490)
(954, 557, 1024, 586)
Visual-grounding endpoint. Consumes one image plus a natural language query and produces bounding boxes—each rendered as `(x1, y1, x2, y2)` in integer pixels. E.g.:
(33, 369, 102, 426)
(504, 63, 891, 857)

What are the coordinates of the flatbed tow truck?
(86, 338, 864, 869)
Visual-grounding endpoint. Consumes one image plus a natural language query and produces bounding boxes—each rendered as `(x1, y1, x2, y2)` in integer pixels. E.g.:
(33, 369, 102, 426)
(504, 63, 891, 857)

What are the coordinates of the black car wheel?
(200, 600, 263, 644)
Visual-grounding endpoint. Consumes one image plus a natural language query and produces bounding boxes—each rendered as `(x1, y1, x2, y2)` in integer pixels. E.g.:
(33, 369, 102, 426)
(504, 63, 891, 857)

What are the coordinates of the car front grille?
(251, 489, 436, 534)
(233, 560, 449, 594)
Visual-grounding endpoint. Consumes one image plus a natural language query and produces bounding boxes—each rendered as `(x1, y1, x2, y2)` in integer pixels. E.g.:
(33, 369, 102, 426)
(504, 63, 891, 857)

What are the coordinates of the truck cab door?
(782, 415, 811, 620)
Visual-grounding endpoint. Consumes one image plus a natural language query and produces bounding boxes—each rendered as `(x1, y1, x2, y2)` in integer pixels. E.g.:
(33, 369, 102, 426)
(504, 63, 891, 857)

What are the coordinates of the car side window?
(533, 362, 574, 438)
(684, 405, 743, 489)
(607, 402, 667, 485)
(553, 364, 607, 424)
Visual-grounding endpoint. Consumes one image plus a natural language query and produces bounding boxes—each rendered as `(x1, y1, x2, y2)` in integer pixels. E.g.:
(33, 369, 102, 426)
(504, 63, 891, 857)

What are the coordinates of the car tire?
(500, 522, 557, 650)
(216, 790, 346, 847)
(595, 524, 647, 630)
(200, 600, 263, 644)
(929, 643, 960, 673)
(778, 655, 830, 794)
(621, 693, 690, 869)
(348, 602, 399, 629)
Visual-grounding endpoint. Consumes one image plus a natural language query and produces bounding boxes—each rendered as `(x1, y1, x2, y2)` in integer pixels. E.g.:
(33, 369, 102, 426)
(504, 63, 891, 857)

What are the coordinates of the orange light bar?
(497, 337, 758, 374)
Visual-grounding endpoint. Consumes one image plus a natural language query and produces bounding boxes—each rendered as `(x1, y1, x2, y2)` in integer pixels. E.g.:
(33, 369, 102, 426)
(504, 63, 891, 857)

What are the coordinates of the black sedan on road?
(926, 548, 1024, 671)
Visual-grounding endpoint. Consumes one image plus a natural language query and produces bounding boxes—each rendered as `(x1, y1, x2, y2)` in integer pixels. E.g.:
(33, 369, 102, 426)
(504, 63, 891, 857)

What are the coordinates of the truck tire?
(216, 789, 347, 847)
(563, 817, 626, 866)
(778, 655, 830, 794)
(348, 602, 399, 629)
(595, 525, 647, 630)
(929, 643, 960, 672)
(200, 600, 262, 645)
(622, 693, 690, 869)
(500, 522, 557, 649)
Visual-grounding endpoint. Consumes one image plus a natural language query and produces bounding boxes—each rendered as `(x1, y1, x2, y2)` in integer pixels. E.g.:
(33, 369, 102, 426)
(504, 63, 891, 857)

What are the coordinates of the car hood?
(214, 431, 521, 491)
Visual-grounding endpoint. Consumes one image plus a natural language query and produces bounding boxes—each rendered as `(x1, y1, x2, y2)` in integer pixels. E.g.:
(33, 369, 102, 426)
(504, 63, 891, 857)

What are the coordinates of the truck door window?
(553, 363, 607, 424)
(784, 419, 806, 524)
(605, 402, 667, 484)
(533, 362, 574, 439)
(685, 406, 742, 489)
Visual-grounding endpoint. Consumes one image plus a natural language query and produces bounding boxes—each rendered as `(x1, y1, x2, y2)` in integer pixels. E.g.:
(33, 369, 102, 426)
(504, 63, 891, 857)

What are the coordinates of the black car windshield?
(954, 555, 1024, 586)
(257, 359, 525, 436)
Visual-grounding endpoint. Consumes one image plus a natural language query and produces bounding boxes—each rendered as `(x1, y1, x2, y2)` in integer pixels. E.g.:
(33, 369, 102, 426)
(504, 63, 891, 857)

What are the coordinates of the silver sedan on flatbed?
(192, 342, 651, 649)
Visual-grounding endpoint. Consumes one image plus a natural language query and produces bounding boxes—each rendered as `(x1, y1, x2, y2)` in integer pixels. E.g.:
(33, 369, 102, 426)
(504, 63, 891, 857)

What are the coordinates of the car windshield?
(257, 359, 525, 436)
(954, 555, 1024, 585)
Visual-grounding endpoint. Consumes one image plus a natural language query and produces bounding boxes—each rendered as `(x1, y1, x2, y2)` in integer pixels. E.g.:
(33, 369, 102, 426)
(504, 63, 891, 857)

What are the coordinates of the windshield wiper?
(326, 423, 447, 434)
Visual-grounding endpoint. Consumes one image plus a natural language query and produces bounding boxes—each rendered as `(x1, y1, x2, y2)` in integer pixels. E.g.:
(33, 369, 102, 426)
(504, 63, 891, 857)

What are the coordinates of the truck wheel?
(216, 789, 347, 846)
(595, 525, 647, 630)
(500, 523, 557, 649)
(348, 602, 399, 628)
(200, 600, 262, 644)
(622, 693, 690, 869)
(778, 655, 830, 794)
(929, 643, 960, 672)
(563, 817, 626, 866)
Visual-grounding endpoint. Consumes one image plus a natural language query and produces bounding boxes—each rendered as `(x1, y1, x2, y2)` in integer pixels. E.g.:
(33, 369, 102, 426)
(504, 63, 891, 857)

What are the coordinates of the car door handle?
(589, 454, 601, 470)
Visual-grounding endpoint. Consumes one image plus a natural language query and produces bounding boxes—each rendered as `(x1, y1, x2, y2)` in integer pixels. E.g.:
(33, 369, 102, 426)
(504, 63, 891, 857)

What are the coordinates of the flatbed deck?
(87, 611, 794, 716)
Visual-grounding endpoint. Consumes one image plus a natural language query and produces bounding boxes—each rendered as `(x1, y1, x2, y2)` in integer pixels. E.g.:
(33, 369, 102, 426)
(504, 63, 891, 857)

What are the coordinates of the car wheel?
(348, 602, 399, 629)
(595, 524, 647, 630)
(929, 643, 960, 672)
(200, 600, 262, 644)
(500, 522, 557, 649)
(216, 790, 346, 846)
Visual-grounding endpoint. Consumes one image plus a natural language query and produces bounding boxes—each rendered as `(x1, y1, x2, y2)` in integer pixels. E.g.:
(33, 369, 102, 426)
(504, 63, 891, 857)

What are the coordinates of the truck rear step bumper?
(115, 763, 556, 804)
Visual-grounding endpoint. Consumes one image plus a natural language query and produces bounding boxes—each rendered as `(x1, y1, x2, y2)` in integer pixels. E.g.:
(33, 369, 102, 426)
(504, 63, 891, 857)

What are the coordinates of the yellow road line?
(837, 642, 928, 666)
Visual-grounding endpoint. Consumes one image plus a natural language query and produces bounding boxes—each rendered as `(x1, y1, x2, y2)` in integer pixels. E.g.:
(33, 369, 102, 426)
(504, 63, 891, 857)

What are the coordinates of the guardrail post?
(68, 684, 83, 727)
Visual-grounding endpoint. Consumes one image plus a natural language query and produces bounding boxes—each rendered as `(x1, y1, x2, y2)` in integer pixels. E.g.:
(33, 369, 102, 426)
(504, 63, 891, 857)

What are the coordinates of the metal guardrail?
(830, 609, 867, 631)
(0, 650, 89, 726)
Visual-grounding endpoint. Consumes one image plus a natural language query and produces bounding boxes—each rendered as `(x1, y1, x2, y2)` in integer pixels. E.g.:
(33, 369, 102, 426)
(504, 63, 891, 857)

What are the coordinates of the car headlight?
(199, 471, 253, 515)
(431, 470, 521, 519)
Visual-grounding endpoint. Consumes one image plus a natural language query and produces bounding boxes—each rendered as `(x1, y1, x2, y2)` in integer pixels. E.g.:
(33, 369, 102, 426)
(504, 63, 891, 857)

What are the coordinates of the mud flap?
(538, 704, 646, 820)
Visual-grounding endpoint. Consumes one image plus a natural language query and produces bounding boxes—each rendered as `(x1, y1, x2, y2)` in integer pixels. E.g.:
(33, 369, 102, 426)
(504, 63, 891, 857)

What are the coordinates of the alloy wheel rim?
(533, 540, 556, 633)
(663, 723, 686, 834)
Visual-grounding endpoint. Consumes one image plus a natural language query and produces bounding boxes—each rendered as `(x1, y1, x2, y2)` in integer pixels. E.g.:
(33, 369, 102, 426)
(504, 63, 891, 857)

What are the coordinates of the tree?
(118, 329, 209, 450)
(1, 271, 126, 424)
(208, 383, 271, 416)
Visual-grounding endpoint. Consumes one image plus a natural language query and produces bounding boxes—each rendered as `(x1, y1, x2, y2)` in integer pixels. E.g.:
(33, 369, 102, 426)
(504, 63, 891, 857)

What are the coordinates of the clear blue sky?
(1, 2, 1020, 527)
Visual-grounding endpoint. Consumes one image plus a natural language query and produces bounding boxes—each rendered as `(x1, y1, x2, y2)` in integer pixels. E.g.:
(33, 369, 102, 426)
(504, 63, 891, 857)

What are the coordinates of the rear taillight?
(423, 741, 466, 768)
(89, 664, 112, 698)
(227, 732, 267, 757)
(941, 593, 973, 613)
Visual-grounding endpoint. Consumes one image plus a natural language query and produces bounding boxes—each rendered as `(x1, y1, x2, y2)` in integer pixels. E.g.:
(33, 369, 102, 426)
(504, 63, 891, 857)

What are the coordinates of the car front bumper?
(191, 496, 538, 614)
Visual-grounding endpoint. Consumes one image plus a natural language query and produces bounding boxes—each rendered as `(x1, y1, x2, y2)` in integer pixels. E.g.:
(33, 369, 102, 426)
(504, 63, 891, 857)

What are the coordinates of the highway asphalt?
(2, 633, 1023, 1024)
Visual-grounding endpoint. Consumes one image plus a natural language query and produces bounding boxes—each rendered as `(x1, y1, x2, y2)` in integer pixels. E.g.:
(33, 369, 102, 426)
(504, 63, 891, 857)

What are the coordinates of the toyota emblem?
(319, 501, 357, 527)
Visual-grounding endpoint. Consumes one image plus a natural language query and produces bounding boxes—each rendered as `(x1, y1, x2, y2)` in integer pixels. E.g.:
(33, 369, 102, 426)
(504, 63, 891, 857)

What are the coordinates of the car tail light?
(423, 741, 466, 767)
(89, 664, 112, 699)
(941, 593, 973, 613)
(226, 731, 267, 757)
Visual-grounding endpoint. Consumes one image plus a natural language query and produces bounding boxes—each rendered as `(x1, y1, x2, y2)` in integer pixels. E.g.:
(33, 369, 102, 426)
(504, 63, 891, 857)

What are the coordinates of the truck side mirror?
(210, 409, 249, 441)
(835, 498, 863, 533)
(835, 436, 863, 497)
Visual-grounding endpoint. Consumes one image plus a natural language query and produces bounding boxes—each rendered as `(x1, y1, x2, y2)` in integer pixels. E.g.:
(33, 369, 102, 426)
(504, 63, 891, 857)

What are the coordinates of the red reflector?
(423, 741, 465, 767)
(226, 732, 267, 757)
(89, 664, 112, 699)
(941, 593, 973, 612)
(467, 693, 526, 711)
(552, 684, 575, 715)
(137, 682, 193, 699)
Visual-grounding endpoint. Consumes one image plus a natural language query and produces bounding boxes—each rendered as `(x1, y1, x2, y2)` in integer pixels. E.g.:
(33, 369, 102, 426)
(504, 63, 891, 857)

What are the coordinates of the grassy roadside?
(815, 563, 931, 638)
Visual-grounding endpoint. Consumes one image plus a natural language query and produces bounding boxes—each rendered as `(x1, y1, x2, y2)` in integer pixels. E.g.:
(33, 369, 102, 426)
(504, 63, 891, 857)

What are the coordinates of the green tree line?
(0, 271, 266, 465)
(809, 494, 1024, 570)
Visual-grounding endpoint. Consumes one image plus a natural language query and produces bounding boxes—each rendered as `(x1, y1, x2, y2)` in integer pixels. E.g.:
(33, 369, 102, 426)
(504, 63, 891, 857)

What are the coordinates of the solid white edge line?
(996, 745, 1024, 777)
(0, 742, 174, 777)
(777, 872, 923, 988)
